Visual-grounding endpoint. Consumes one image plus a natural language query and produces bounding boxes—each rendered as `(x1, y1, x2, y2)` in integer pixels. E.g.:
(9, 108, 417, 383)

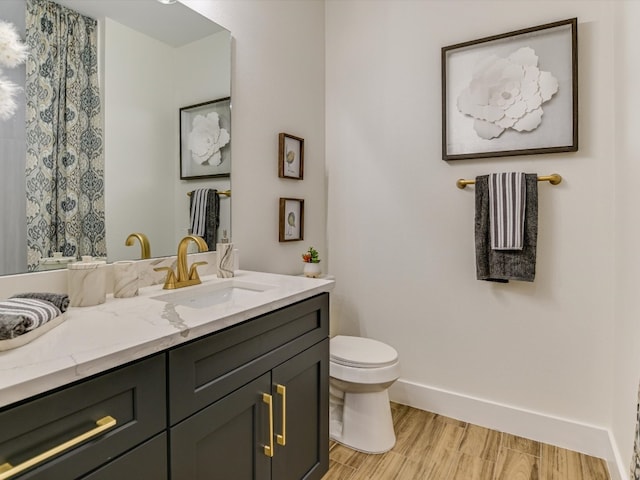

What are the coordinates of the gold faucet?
(155, 235, 208, 289)
(125, 233, 151, 259)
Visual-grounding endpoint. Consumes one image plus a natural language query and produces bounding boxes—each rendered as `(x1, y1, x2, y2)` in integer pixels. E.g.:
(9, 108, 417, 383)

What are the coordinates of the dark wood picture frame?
(279, 198, 304, 242)
(180, 97, 231, 179)
(278, 133, 304, 180)
(442, 18, 578, 161)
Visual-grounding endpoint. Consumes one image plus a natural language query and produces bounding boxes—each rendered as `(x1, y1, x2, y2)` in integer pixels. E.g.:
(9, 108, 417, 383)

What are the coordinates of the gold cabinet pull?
(262, 393, 274, 458)
(0, 415, 117, 480)
(276, 384, 287, 446)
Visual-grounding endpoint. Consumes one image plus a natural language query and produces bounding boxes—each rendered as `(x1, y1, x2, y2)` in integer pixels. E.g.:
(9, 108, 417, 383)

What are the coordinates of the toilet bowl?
(329, 335, 400, 454)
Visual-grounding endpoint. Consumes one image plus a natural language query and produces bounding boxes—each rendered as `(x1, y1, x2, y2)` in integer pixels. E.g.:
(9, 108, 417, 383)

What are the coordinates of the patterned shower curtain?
(632, 383, 640, 479)
(24, 0, 105, 270)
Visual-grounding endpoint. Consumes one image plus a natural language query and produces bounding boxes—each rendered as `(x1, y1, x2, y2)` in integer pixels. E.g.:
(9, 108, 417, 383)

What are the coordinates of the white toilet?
(329, 335, 400, 454)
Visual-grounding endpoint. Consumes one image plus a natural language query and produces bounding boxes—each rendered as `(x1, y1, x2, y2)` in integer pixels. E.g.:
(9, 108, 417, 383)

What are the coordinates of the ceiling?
(54, 0, 226, 47)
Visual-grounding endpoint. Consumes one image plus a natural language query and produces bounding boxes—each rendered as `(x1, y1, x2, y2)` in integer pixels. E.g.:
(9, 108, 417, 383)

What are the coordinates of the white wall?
(612, 0, 640, 475)
(180, 0, 327, 275)
(326, 0, 620, 470)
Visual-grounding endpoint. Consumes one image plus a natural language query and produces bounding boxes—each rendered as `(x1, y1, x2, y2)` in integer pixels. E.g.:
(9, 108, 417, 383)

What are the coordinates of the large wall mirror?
(1, 0, 231, 276)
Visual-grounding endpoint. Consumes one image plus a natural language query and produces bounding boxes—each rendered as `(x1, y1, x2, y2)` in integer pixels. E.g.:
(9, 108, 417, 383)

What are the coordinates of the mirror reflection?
(1, 0, 231, 276)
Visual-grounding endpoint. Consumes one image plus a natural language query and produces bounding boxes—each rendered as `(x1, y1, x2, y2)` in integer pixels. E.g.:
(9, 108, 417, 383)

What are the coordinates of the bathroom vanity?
(0, 271, 332, 480)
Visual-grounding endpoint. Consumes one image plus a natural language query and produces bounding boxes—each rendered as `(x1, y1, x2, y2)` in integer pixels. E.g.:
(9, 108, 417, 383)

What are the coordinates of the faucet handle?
(154, 266, 177, 289)
(188, 261, 208, 282)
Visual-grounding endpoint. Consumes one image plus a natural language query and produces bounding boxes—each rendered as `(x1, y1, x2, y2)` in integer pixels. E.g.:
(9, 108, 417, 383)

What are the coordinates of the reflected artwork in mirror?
(0, 0, 231, 276)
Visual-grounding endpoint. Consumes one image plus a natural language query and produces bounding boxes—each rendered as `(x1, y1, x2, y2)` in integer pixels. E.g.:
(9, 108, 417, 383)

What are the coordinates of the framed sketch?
(279, 198, 304, 242)
(180, 97, 231, 179)
(278, 133, 304, 180)
(442, 18, 577, 161)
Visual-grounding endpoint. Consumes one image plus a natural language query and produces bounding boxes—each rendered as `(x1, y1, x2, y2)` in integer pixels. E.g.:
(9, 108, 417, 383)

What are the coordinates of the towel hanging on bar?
(488, 172, 526, 251)
(475, 174, 538, 283)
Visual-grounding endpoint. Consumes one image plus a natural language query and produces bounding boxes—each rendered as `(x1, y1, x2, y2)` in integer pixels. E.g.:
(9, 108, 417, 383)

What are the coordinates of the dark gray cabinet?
(272, 341, 328, 480)
(170, 341, 328, 480)
(0, 293, 329, 480)
(0, 355, 166, 480)
(169, 293, 329, 480)
(80, 434, 168, 480)
(170, 373, 272, 480)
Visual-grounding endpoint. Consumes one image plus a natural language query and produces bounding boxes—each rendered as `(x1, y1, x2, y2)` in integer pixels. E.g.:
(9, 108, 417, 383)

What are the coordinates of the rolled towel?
(11, 292, 70, 313)
(0, 298, 62, 340)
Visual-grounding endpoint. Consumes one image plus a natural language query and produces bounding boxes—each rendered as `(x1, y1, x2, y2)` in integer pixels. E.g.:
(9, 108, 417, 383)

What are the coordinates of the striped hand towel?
(11, 292, 70, 312)
(189, 189, 209, 236)
(0, 298, 62, 340)
(488, 172, 527, 250)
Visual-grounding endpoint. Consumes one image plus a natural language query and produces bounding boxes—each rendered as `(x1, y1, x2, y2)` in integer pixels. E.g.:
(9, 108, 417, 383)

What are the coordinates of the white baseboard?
(389, 379, 625, 480)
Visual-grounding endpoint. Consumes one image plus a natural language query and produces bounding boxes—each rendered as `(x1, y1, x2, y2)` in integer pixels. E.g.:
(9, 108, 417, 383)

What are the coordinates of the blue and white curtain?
(25, 0, 105, 270)
(632, 383, 640, 479)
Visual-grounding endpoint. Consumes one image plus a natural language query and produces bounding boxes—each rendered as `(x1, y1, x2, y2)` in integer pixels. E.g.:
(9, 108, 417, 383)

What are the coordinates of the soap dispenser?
(216, 230, 234, 278)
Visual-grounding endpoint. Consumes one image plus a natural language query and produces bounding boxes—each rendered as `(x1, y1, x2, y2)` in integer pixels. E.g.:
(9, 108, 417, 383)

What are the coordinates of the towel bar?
(456, 174, 562, 189)
(187, 190, 231, 197)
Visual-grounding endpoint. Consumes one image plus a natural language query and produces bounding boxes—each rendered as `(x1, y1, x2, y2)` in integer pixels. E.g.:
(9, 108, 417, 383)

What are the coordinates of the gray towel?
(204, 189, 220, 249)
(11, 292, 70, 312)
(475, 174, 538, 282)
(0, 298, 62, 340)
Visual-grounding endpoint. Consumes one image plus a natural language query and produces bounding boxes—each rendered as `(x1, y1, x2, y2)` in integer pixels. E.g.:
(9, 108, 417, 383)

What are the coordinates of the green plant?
(301, 246, 320, 263)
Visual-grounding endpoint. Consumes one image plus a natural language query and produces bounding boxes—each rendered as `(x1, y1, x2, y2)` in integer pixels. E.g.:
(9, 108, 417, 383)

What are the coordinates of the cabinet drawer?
(169, 293, 329, 424)
(0, 355, 166, 479)
(80, 433, 167, 480)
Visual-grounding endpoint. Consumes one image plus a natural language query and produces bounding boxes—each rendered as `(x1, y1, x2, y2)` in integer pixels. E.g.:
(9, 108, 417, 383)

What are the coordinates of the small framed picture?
(278, 133, 304, 180)
(180, 97, 231, 179)
(279, 198, 304, 242)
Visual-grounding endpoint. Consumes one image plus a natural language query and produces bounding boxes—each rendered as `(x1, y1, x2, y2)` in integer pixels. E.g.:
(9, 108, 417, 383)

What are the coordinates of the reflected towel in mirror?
(189, 188, 220, 249)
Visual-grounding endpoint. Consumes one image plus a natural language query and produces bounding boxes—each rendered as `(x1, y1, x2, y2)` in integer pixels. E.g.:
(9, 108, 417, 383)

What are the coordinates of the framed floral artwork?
(279, 198, 304, 242)
(180, 97, 231, 179)
(278, 133, 304, 180)
(442, 18, 577, 160)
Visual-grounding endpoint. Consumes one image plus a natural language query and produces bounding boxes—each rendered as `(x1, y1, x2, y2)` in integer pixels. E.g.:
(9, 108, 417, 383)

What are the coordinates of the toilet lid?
(330, 335, 398, 368)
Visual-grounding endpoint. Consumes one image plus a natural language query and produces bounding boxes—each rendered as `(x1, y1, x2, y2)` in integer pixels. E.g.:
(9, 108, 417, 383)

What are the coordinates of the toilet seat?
(330, 335, 398, 368)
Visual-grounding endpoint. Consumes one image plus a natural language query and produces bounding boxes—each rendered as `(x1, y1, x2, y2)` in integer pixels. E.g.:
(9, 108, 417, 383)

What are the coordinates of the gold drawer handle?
(262, 393, 274, 458)
(276, 384, 287, 446)
(0, 416, 117, 480)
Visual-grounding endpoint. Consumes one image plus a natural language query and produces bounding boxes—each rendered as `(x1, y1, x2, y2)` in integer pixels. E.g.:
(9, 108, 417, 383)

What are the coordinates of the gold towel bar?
(187, 190, 231, 197)
(456, 173, 562, 189)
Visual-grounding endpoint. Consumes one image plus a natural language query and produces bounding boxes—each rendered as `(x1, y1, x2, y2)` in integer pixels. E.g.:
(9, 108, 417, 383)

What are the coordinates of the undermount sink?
(151, 279, 276, 309)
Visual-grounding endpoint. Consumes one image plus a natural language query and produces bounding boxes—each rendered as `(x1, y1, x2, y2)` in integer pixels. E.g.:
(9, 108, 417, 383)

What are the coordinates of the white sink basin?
(151, 280, 276, 309)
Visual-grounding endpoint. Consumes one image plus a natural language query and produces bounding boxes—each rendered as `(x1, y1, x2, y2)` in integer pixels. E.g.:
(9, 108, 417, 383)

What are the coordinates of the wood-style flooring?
(322, 403, 610, 480)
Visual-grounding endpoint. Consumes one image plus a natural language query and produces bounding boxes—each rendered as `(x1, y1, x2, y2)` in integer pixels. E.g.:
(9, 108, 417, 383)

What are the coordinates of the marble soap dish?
(0, 313, 67, 352)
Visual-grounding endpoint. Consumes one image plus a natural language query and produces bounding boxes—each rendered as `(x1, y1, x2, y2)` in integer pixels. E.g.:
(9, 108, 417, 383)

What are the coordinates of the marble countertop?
(0, 271, 334, 409)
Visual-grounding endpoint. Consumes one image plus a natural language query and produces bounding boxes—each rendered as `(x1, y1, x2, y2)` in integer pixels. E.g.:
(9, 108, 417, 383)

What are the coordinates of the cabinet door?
(272, 340, 329, 480)
(170, 373, 272, 480)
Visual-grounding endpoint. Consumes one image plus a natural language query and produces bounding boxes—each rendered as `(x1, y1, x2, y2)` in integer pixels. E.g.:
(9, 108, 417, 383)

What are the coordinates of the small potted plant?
(301, 246, 321, 278)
